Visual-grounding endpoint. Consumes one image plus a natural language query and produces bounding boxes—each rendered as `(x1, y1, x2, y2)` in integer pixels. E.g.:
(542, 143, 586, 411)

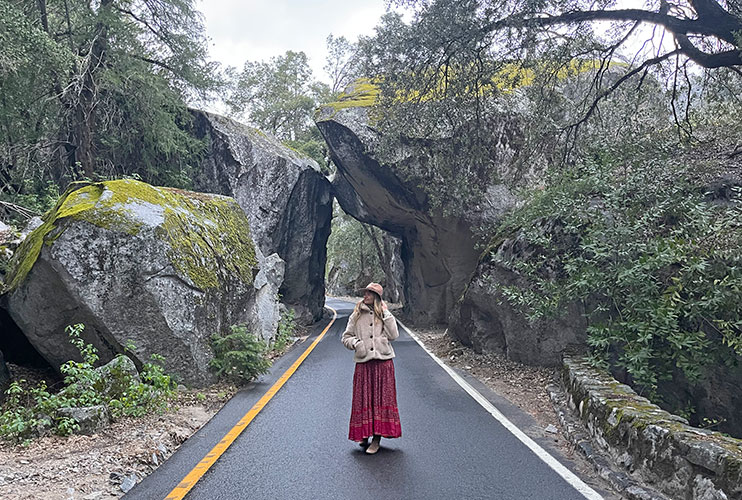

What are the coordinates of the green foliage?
(209, 325, 272, 385)
(273, 309, 297, 352)
(226, 51, 330, 142)
(690, 69, 742, 147)
(7, 181, 61, 217)
(224, 50, 337, 174)
(0, 324, 175, 442)
(283, 127, 334, 174)
(353, 2, 740, 215)
(0, 0, 220, 220)
(324, 34, 361, 94)
(490, 152, 742, 395)
(325, 201, 381, 290)
(108, 353, 175, 418)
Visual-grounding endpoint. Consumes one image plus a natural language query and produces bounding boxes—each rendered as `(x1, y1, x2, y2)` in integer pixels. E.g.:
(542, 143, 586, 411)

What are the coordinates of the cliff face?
(448, 229, 589, 366)
(191, 110, 332, 323)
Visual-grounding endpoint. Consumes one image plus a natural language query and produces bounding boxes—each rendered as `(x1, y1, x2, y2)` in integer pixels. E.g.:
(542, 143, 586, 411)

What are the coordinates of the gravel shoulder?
(0, 385, 237, 500)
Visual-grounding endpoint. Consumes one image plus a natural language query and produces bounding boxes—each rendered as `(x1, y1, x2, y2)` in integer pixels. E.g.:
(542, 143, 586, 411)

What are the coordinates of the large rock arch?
(316, 103, 521, 323)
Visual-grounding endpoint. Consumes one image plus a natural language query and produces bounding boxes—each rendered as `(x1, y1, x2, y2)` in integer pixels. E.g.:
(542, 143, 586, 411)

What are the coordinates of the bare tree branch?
(128, 53, 180, 76)
(675, 34, 742, 68)
(113, 6, 174, 48)
(571, 48, 683, 130)
(492, 9, 740, 44)
(480, 6, 742, 68)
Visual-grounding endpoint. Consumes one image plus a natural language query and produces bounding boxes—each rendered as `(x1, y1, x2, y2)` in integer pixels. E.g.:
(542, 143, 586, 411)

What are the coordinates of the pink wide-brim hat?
(359, 282, 383, 298)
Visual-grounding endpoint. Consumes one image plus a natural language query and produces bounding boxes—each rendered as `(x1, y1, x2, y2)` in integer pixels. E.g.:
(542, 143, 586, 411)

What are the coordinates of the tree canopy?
(391, 0, 742, 70)
(225, 40, 364, 173)
(324, 34, 361, 94)
(226, 51, 324, 142)
(349, 1, 741, 215)
(0, 0, 219, 216)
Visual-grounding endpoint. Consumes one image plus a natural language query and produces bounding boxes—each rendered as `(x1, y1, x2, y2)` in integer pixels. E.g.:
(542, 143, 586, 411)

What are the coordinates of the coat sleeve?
(382, 310, 399, 341)
(341, 311, 360, 350)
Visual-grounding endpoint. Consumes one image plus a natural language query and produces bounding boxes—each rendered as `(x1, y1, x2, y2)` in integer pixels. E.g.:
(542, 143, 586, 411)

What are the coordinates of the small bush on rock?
(490, 154, 742, 396)
(209, 325, 272, 385)
(273, 308, 296, 352)
(108, 353, 175, 418)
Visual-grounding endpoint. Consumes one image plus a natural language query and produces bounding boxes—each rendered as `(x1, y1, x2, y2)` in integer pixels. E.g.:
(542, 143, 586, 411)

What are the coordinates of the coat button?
(370, 347, 374, 351)
(370, 335, 373, 338)
(369, 323, 373, 326)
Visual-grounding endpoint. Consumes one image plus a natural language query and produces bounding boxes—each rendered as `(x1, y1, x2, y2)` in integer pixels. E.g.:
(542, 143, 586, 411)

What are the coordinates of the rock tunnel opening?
(0, 305, 54, 369)
(324, 200, 406, 306)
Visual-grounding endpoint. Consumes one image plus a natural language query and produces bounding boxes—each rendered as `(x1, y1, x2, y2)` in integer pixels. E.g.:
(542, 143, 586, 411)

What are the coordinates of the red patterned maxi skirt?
(348, 359, 402, 441)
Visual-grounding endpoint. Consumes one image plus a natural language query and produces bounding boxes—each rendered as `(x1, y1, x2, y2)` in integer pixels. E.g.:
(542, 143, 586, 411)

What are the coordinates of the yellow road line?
(164, 307, 338, 500)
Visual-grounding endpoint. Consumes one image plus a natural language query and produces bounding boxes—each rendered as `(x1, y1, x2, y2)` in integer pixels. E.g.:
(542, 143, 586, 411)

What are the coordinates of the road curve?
(126, 298, 610, 500)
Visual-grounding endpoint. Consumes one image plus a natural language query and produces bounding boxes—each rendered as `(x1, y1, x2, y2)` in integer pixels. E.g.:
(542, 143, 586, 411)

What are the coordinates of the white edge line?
(398, 319, 604, 500)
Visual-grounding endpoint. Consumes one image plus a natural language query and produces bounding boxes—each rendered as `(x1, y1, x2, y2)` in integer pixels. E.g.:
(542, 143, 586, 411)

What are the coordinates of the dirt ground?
(0, 385, 237, 500)
(0, 320, 312, 500)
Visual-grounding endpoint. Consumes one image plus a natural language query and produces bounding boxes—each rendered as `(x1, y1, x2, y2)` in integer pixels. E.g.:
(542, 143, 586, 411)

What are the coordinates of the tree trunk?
(361, 224, 400, 303)
(36, 0, 48, 31)
(71, 79, 96, 178)
(67, 0, 112, 179)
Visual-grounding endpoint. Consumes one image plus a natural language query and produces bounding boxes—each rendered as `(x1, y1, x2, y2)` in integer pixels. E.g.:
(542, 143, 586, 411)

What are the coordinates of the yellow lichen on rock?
(317, 60, 624, 119)
(324, 78, 381, 111)
(4, 179, 257, 293)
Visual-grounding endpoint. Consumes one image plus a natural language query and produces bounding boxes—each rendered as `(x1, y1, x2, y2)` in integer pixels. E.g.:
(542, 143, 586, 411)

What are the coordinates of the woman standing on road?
(341, 282, 402, 454)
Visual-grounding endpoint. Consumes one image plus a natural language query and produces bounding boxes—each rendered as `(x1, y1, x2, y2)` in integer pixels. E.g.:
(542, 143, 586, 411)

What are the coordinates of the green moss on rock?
(4, 179, 257, 293)
(565, 352, 742, 493)
(155, 189, 257, 290)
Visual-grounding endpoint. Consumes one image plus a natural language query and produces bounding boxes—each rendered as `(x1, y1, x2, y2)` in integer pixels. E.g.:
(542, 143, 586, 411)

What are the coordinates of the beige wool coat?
(341, 303, 399, 363)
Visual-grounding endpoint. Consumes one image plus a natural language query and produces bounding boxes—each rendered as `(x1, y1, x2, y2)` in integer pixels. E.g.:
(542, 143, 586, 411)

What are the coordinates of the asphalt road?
(127, 298, 610, 500)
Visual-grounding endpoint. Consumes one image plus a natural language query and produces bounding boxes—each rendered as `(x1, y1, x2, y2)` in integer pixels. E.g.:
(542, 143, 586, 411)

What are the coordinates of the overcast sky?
(195, 0, 672, 98)
(196, 0, 399, 83)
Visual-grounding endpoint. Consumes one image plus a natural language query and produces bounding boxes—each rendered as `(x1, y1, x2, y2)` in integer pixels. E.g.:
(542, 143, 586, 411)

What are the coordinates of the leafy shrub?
(209, 325, 272, 385)
(0, 324, 175, 442)
(490, 153, 742, 395)
(108, 353, 175, 418)
(273, 308, 296, 352)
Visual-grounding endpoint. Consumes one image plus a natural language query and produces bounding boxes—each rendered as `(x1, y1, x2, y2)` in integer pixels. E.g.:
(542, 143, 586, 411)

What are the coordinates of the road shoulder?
(401, 321, 621, 500)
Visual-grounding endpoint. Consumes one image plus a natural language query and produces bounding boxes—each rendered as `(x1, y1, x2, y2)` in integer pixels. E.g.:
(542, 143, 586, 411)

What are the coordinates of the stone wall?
(562, 354, 742, 500)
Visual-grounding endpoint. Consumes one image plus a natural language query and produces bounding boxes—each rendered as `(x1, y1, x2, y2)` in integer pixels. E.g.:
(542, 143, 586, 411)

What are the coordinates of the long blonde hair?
(354, 292, 384, 320)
